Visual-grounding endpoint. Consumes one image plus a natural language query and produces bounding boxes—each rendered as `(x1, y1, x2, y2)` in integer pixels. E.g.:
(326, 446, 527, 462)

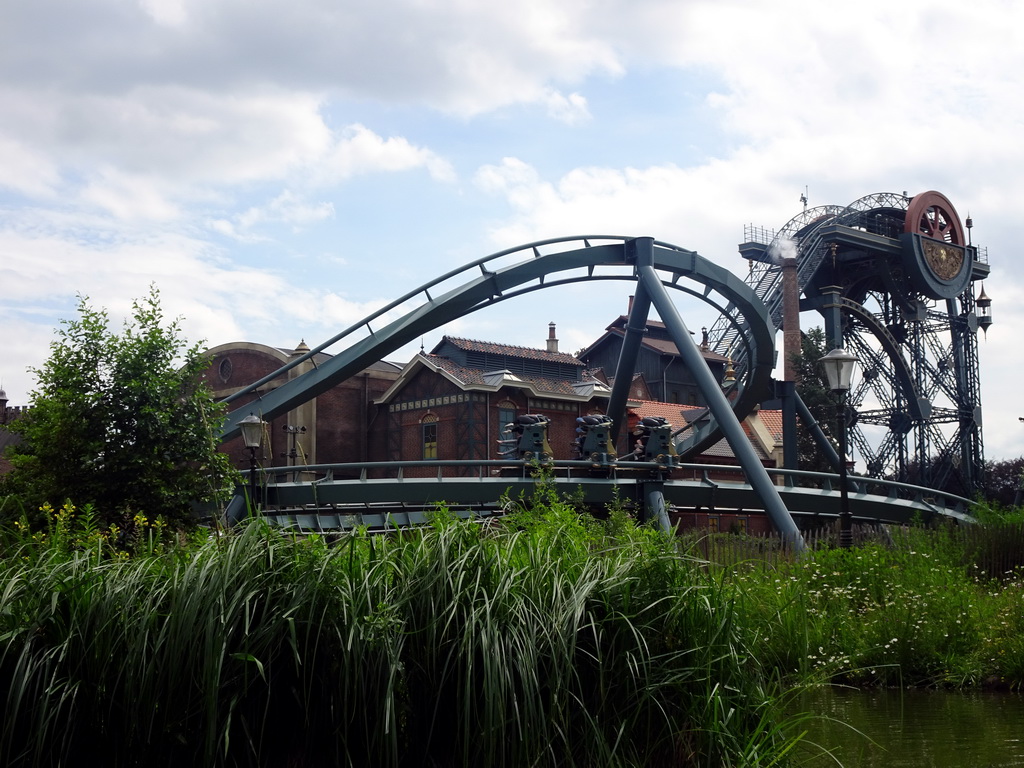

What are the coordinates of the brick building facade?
(203, 323, 783, 479)
(203, 341, 401, 477)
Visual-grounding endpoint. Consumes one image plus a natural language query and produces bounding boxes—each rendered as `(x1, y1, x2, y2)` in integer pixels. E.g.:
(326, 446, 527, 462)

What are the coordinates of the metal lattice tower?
(708, 191, 989, 495)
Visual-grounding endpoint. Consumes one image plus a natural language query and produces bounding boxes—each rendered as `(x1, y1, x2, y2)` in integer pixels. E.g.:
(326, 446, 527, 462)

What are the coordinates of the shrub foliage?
(2, 288, 234, 528)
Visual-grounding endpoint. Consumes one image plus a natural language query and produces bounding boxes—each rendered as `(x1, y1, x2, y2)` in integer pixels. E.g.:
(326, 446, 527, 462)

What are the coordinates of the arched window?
(421, 413, 438, 460)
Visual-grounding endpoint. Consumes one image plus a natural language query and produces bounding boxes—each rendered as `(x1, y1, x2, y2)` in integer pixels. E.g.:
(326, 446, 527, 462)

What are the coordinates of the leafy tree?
(980, 457, 1024, 509)
(2, 287, 235, 528)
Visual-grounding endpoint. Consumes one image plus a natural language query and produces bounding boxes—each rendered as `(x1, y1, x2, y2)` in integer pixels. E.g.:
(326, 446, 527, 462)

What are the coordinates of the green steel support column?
(794, 389, 842, 471)
(637, 263, 806, 551)
(607, 262, 654, 445)
(642, 482, 672, 533)
(821, 285, 844, 350)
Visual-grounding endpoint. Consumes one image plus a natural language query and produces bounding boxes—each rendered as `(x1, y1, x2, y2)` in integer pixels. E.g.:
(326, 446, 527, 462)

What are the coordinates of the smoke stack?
(781, 257, 801, 382)
(547, 322, 559, 353)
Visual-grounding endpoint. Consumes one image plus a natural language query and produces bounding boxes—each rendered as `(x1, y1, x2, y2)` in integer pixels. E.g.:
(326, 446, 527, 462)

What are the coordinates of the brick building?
(579, 300, 731, 406)
(204, 323, 783, 478)
(203, 341, 401, 476)
(373, 333, 615, 471)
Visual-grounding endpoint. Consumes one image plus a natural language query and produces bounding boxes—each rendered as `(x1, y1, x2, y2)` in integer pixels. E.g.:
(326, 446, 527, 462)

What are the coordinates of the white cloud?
(318, 124, 456, 185)
(236, 190, 335, 231)
(0, 137, 62, 199)
(540, 89, 590, 125)
(79, 167, 182, 221)
(1, 0, 624, 114)
(137, 0, 189, 27)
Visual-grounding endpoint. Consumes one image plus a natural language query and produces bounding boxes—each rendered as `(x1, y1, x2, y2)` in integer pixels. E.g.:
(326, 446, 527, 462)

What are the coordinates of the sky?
(2, 0, 1024, 461)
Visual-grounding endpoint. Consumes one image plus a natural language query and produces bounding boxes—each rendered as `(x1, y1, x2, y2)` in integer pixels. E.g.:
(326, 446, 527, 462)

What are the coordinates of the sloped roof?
(428, 356, 585, 396)
(695, 411, 783, 462)
(580, 326, 729, 364)
(435, 336, 585, 367)
(635, 335, 730, 363)
(756, 409, 784, 443)
(627, 401, 783, 463)
(375, 353, 610, 404)
(629, 400, 705, 428)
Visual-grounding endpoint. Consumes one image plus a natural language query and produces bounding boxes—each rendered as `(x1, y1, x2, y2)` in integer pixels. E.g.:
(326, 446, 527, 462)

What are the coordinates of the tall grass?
(0, 499, 802, 767)
(719, 524, 1024, 688)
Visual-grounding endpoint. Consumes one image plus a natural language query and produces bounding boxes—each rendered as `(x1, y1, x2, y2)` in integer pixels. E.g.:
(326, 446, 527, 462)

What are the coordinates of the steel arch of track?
(220, 235, 813, 545)
(221, 236, 775, 455)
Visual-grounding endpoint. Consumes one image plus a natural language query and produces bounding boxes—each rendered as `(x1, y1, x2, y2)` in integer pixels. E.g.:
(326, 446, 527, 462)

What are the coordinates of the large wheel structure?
(711, 191, 989, 495)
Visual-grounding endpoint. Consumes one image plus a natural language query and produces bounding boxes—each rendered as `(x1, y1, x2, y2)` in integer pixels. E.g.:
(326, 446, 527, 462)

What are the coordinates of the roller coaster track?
(227, 459, 975, 532)
(221, 236, 775, 459)
(218, 232, 980, 538)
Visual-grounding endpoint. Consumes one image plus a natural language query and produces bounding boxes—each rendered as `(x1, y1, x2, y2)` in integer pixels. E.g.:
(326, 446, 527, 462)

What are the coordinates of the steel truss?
(717, 191, 988, 496)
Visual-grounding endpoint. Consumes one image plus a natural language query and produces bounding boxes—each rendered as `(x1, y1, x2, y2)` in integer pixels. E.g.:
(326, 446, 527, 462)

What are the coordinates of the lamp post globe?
(238, 413, 265, 512)
(819, 347, 858, 393)
(819, 348, 858, 547)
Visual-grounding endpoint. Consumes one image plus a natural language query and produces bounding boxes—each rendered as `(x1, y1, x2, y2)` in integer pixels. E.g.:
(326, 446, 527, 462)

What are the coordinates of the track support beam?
(636, 252, 805, 551)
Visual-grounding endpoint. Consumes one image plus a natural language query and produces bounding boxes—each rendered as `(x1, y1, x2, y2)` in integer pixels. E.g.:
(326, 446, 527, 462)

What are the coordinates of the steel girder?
(221, 236, 776, 461)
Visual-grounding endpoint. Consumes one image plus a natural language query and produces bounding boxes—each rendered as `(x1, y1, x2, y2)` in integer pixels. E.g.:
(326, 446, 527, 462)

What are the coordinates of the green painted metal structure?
(229, 459, 975, 532)
(219, 232, 980, 538)
(222, 236, 774, 454)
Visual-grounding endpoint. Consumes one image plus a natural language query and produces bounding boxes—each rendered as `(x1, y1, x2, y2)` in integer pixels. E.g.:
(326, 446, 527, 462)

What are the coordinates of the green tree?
(3, 287, 235, 528)
(981, 457, 1024, 509)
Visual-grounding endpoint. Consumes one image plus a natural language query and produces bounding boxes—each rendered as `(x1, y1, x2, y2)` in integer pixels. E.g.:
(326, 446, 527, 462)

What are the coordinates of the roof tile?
(440, 336, 585, 366)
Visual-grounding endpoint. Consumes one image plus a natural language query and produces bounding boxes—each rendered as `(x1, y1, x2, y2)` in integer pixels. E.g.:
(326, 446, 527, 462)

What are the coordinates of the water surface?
(793, 687, 1024, 767)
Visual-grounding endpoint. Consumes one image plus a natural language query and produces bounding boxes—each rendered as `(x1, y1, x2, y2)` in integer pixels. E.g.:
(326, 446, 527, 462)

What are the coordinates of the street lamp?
(819, 347, 858, 548)
(238, 412, 265, 512)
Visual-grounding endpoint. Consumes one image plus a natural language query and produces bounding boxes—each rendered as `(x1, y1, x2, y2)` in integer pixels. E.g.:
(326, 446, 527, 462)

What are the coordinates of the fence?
(684, 521, 1024, 579)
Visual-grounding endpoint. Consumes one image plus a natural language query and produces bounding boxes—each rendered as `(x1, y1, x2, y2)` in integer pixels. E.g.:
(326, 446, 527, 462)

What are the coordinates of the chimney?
(781, 257, 801, 382)
(547, 322, 559, 353)
(627, 295, 634, 314)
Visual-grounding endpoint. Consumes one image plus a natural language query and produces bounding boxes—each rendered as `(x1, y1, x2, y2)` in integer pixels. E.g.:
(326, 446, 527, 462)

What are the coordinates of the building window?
(421, 414, 438, 459)
(497, 400, 516, 430)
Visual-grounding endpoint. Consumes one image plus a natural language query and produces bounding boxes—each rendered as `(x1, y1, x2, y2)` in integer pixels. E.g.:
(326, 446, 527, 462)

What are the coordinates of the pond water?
(792, 687, 1024, 767)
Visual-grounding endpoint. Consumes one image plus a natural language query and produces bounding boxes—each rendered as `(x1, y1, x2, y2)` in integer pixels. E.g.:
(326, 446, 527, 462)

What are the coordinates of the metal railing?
(237, 459, 976, 528)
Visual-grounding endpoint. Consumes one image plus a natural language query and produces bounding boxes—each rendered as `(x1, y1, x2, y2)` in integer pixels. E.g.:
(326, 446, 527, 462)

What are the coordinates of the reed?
(0, 499, 803, 767)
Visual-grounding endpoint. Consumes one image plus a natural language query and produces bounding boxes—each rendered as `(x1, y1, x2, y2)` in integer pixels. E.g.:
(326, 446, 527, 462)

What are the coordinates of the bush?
(2, 287, 235, 529)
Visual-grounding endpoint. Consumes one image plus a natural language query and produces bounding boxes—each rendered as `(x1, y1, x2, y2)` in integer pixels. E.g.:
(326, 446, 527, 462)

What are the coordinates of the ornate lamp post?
(819, 347, 858, 548)
(238, 412, 265, 512)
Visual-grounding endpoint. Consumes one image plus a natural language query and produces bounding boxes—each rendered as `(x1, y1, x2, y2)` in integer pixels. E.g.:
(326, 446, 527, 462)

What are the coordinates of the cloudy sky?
(2, 0, 1023, 461)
